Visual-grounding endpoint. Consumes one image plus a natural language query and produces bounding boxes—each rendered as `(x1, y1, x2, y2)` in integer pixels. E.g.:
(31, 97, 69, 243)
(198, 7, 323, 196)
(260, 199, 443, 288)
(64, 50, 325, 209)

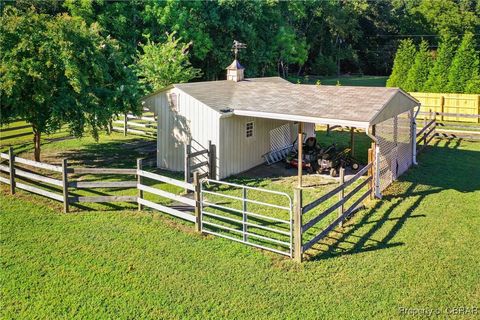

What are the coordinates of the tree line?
(1, 0, 479, 160)
(387, 33, 479, 94)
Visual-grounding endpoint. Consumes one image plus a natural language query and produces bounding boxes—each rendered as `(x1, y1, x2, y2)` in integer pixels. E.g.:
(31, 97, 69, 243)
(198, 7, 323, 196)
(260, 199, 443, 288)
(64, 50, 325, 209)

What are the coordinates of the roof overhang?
(233, 109, 370, 130)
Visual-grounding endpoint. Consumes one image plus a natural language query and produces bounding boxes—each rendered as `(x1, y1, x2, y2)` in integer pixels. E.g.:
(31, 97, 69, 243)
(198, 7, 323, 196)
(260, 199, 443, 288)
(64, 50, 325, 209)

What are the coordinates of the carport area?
(230, 85, 420, 197)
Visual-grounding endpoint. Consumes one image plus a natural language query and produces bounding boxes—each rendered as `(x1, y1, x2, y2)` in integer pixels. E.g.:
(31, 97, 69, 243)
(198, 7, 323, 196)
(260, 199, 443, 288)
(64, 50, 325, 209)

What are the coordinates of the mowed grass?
(288, 75, 388, 87)
(1, 132, 480, 318)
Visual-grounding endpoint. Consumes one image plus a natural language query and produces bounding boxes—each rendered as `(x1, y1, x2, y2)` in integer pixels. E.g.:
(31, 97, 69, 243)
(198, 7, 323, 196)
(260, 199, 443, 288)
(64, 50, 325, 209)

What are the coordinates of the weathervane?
(232, 40, 246, 60)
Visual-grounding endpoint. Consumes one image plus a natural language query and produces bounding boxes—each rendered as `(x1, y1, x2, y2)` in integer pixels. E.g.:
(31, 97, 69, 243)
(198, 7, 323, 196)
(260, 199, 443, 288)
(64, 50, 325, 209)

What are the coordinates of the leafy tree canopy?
(135, 32, 202, 92)
(0, 7, 139, 160)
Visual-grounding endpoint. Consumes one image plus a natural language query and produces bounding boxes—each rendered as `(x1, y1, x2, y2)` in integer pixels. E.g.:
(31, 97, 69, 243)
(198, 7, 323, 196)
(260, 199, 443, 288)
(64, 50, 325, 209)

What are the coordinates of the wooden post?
(242, 187, 248, 242)
(326, 124, 330, 136)
(208, 140, 216, 179)
(193, 171, 201, 233)
(8, 147, 15, 194)
(293, 188, 303, 262)
(123, 113, 128, 136)
(297, 122, 304, 188)
(338, 167, 345, 227)
(61, 159, 69, 213)
(137, 158, 143, 211)
(440, 95, 445, 122)
(350, 127, 355, 157)
(477, 95, 480, 124)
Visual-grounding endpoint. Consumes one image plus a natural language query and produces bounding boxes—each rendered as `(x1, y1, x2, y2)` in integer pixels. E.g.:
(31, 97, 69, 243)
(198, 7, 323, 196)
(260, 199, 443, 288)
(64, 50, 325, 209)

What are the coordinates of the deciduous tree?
(0, 8, 139, 161)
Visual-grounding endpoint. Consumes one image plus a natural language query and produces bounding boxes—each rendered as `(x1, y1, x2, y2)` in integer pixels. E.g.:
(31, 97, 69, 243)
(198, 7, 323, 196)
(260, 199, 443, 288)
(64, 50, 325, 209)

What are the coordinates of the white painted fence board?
(137, 170, 194, 191)
(138, 184, 195, 206)
(69, 168, 136, 174)
(69, 180, 137, 189)
(15, 168, 63, 187)
(137, 198, 195, 222)
(0, 176, 10, 184)
(70, 195, 137, 203)
(14, 157, 62, 172)
(16, 182, 64, 202)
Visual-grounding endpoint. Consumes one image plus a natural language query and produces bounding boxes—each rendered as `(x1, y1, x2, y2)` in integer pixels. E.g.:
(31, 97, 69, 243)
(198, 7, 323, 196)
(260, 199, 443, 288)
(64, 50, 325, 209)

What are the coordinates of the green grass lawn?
(1, 130, 480, 319)
(288, 75, 388, 87)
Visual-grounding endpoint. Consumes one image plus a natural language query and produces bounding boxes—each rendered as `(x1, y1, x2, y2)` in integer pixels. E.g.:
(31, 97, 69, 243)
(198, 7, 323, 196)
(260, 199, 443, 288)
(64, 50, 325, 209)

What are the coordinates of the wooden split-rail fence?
(0, 146, 376, 261)
(111, 108, 157, 137)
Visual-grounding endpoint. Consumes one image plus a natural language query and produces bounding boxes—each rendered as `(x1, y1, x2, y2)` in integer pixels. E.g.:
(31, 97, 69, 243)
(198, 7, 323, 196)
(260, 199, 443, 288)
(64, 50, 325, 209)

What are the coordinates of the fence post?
(8, 147, 15, 195)
(208, 140, 216, 180)
(61, 159, 69, 213)
(477, 95, 480, 124)
(137, 158, 143, 211)
(123, 113, 128, 136)
(193, 171, 201, 233)
(293, 188, 303, 262)
(440, 95, 445, 122)
(367, 147, 373, 199)
(242, 187, 248, 242)
(338, 167, 345, 226)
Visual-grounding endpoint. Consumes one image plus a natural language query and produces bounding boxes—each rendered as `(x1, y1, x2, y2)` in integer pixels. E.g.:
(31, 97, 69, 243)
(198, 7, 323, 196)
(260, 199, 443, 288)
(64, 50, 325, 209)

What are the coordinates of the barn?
(142, 59, 420, 197)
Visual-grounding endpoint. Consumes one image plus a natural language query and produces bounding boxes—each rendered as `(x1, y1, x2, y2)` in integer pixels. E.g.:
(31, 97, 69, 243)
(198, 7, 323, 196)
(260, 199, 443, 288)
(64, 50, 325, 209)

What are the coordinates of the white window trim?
(246, 121, 255, 139)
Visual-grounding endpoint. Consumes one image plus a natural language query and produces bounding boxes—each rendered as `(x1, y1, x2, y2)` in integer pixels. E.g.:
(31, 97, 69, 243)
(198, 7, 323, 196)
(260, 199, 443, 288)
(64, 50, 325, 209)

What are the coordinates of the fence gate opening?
(375, 109, 414, 193)
(200, 179, 293, 257)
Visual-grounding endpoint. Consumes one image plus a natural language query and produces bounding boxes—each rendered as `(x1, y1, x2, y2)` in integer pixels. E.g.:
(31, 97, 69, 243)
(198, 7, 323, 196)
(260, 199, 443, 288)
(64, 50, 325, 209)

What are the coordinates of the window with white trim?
(246, 121, 254, 138)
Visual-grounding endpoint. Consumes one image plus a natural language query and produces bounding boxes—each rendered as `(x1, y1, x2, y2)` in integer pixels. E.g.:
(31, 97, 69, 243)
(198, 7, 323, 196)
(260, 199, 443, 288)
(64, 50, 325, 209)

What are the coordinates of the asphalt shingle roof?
(173, 77, 419, 126)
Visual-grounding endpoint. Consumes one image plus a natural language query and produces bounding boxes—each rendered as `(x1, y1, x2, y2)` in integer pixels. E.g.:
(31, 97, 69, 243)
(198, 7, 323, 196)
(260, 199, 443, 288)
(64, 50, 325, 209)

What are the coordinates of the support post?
(193, 171, 201, 233)
(61, 158, 69, 213)
(350, 127, 355, 157)
(293, 187, 303, 262)
(137, 158, 143, 211)
(242, 187, 248, 242)
(297, 122, 304, 188)
(8, 147, 15, 194)
(326, 124, 330, 136)
(123, 113, 128, 136)
(338, 167, 345, 226)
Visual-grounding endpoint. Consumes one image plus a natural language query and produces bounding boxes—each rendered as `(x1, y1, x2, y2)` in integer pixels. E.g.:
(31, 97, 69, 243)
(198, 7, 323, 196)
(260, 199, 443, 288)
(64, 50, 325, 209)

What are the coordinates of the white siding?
(142, 88, 221, 173)
(219, 116, 295, 178)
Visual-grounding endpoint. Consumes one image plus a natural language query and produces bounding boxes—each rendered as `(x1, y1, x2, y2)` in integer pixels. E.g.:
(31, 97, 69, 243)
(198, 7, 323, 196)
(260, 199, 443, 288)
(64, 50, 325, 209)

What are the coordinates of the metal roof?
(173, 78, 419, 128)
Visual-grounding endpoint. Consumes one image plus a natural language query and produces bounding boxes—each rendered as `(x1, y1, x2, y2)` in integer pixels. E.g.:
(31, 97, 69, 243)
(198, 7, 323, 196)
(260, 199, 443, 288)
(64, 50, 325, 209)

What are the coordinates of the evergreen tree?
(423, 35, 457, 92)
(386, 39, 417, 88)
(403, 40, 433, 92)
(447, 33, 479, 93)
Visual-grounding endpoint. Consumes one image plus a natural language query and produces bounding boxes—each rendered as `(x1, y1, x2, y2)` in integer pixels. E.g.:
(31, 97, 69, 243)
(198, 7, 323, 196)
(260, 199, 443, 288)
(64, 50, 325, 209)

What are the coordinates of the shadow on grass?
(305, 137, 480, 261)
(57, 139, 156, 168)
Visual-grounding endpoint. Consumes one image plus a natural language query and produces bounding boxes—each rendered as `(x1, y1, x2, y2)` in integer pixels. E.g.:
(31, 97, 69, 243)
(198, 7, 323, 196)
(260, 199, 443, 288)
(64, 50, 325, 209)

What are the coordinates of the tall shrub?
(403, 40, 433, 92)
(386, 39, 417, 88)
(447, 33, 479, 93)
(423, 35, 457, 92)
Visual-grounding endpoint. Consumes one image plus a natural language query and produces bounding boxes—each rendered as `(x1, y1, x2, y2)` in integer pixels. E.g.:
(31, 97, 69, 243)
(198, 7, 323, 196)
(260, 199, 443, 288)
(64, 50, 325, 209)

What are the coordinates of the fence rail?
(296, 162, 374, 260)
(111, 108, 157, 137)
